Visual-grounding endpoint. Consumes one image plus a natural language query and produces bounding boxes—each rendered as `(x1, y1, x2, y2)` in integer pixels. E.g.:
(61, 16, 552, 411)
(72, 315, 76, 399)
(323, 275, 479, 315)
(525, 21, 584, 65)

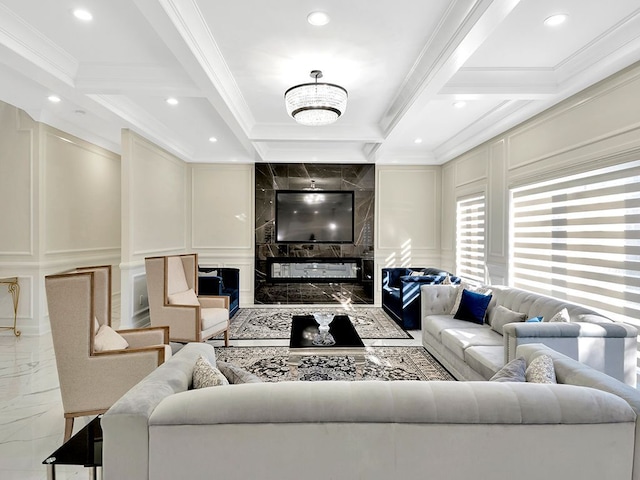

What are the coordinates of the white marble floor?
(0, 322, 421, 480)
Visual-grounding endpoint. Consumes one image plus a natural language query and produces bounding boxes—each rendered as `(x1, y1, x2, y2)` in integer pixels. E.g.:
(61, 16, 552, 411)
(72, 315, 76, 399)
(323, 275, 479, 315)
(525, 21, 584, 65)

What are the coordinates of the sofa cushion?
(441, 327, 503, 359)
(168, 288, 199, 306)
(489, 305, 527, 335)
(526, 354, 557, 383)
(424, 315, 486, 341)
(489, 357, 527, 382)
(192, 355, 229, 388)
(464, 346, 505, 380)
(94, 324, 129, 352)
(217, 361, 263, 384)
(454, 289, 493, 324)
(201, 308, 229, 331)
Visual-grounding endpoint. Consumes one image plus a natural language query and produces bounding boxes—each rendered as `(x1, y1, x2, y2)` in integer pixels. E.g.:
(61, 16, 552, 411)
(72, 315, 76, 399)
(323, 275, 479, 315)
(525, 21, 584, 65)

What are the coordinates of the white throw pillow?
(94, 324, 129, 352)
(168, 288, 200, 306)
(547, 307, 570, 323)
(525, 355, 557, 383)
(489, 305, 527, 335)
(192, 356, 229, 388)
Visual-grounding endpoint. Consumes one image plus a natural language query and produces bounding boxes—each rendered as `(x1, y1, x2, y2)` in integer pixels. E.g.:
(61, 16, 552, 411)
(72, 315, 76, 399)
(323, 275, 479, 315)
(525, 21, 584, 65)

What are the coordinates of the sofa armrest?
(504, 322, 638, 386)
(503, 321, 636, 339)
(102, 343, 217, 480)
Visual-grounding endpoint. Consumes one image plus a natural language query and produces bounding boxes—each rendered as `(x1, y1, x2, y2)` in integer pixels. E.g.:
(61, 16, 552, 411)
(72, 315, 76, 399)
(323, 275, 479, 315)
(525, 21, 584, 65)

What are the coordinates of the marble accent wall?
(255, 163, 375, 304)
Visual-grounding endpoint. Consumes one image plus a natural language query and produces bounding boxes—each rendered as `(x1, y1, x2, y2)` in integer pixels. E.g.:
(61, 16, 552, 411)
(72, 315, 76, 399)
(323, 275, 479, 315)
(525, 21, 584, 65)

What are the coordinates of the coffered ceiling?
(1, 0, 639, 165)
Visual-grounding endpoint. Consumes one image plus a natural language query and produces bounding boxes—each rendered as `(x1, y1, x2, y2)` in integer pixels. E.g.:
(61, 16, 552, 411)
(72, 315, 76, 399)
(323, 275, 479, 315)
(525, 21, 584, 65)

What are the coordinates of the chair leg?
(64, 417, 74, 442)
(224, 329, 229, 347)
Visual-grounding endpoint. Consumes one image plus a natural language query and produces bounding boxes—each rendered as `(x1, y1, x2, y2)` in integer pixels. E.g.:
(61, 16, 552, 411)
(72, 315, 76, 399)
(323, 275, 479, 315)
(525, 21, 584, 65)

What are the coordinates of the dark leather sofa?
(381, 267, 459, 329)
(198, 267, 240, 317)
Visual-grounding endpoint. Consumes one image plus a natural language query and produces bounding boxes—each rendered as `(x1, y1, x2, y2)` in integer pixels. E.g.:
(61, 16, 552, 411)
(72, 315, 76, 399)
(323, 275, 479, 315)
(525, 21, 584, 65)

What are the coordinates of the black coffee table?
(43, 414, 102, 479)
(288, 314, 366, 379)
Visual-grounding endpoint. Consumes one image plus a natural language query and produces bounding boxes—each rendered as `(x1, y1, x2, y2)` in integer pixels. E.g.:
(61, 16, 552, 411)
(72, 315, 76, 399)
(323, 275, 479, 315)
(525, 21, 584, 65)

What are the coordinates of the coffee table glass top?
(290, 315, 364, 349)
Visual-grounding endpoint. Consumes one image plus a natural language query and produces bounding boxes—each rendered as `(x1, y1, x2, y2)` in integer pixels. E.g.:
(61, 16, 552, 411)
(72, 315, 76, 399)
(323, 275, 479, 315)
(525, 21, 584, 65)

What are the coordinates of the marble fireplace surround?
(255, 163, 375, 305)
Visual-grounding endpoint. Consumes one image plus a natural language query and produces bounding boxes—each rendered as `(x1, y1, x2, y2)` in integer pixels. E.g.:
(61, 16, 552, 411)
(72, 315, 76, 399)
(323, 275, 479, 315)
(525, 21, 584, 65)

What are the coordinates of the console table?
(0, 277, 20, 336)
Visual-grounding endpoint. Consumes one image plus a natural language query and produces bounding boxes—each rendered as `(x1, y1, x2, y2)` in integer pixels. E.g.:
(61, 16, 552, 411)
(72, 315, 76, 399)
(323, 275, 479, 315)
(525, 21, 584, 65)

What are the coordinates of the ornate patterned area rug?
(226, 307, 411, 340)
(214, 346, 454, 382)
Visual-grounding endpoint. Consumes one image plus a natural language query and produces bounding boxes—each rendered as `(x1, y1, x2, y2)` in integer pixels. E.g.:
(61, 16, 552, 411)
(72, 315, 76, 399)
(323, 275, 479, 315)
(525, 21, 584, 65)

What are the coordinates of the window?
(456, 194, 486, 283)
(510, 159, 640, 328)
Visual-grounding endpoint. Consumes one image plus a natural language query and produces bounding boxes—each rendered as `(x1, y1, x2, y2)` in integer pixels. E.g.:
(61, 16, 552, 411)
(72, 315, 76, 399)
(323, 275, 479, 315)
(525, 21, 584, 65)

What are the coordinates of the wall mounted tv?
(275, 190, 354, 243)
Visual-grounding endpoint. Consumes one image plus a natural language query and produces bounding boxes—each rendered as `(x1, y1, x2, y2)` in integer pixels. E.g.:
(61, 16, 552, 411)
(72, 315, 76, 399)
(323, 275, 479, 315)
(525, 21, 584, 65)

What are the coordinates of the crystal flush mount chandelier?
(284, 70, 348, 126)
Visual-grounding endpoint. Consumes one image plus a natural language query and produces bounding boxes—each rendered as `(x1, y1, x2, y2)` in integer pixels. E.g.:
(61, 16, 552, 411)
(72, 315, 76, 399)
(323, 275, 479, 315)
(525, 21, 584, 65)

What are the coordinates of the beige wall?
(441, 61, 640, 286)
(119, 133, 255, 326)
(191, 164, 254, 306)
(120, 129, 190, 327)
(0, 101, 121, 335)
(375, 165, 442, 303)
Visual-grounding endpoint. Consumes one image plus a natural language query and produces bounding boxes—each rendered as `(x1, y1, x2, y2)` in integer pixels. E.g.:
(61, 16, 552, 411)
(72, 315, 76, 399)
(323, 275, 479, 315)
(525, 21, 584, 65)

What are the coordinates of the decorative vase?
(312, 313, 335, 346)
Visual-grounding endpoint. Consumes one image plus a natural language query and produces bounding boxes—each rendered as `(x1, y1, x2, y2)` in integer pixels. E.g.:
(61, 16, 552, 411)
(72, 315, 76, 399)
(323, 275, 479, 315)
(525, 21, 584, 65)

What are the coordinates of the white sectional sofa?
(102, 342, 640, 480)
(421, 284, 638, 385)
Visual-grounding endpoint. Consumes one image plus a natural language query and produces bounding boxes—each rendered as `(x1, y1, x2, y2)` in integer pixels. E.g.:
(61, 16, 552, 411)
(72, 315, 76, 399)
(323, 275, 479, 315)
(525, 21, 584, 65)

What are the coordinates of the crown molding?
(0, 3, 78, 86)
(88, 94, 195, 161)
(378, 0, 521, 137)
(158, 0, 255, 134)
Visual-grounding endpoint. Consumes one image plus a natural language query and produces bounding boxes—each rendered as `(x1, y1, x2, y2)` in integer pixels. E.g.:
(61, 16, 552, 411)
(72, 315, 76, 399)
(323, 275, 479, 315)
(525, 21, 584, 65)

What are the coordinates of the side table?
(0, 277, 20, 336)
(43, 414, 102, 479)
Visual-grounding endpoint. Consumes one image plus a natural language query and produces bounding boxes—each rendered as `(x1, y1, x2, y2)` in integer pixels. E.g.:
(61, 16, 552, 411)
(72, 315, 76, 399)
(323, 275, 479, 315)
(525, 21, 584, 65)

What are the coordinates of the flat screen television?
(275, 190, 354, 243)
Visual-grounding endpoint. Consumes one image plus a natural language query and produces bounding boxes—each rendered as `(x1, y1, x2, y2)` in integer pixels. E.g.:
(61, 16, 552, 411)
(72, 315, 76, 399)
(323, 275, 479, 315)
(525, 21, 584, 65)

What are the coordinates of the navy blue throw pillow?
(454, 289, 493, 324)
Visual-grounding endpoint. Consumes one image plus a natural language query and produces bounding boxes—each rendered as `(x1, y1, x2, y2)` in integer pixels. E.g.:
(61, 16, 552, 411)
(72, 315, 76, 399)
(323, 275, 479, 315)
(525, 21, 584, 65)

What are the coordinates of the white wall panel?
(0, 104, 34, 256)
(192, 164, 253, 250)
(509, 72, 640, 169)
(43, 128, 120, 254)
(454, 149, 488, 187)
(488, 139, 507, 260)
(126, 131, 188, 257)
(376, 166, 441, 266)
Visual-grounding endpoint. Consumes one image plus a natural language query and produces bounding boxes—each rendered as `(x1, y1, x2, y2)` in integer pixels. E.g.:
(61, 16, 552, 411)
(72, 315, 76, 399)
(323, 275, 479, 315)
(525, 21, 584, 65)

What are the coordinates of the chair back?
(45, 267, 110, 414)
(166, 254, 197, 296)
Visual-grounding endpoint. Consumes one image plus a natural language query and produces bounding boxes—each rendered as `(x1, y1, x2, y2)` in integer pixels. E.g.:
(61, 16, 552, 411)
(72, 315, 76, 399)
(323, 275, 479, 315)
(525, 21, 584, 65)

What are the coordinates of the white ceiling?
(1, 0, 639, 165)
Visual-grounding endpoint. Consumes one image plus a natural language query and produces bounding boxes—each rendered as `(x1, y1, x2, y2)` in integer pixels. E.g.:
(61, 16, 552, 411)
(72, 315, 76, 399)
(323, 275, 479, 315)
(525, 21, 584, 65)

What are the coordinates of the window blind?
(456, 194, 486, 284)
(510, 159, 640, 331)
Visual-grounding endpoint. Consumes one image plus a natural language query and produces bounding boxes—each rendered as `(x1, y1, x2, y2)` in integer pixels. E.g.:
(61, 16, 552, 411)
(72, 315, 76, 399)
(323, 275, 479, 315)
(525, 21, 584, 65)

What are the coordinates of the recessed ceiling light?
(414, 138, 423, 144)
(48, 95, 61, 103)
(544, 13, 568, 27)
(453, 101, 467, 108)
(73, 9, 93, 21)
(166, 97, 179, 106)
(208, 137, 218, 143)
(307, 11, 330, 26)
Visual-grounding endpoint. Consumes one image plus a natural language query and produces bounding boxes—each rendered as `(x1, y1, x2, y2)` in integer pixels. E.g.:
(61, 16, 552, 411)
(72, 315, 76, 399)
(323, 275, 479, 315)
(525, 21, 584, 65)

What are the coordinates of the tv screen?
(276, 190, 354, 243)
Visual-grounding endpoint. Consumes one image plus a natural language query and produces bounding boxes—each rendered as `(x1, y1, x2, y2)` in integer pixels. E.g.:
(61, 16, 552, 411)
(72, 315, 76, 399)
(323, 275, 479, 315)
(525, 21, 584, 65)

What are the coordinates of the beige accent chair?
(45, 265, 170, 441)
(145, 253, 230, 345)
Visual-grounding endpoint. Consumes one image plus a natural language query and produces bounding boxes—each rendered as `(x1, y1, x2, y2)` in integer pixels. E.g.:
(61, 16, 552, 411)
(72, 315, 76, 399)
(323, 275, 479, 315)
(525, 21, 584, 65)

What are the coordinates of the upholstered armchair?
(382, 267, 460, 329)
(145, 253, 230, 345)
(45, 265, 170, 441)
